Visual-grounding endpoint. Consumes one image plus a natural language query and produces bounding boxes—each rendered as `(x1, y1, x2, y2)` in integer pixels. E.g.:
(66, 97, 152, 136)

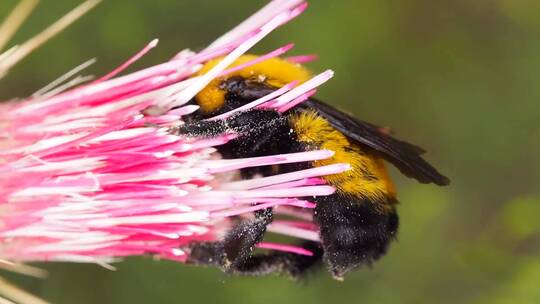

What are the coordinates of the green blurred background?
(1, 0, 540, 303)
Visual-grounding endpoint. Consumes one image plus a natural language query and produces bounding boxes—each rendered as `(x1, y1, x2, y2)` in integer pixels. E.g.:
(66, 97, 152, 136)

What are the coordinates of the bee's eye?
(220, 76, 246, 92)
(223, 77, 277, 103)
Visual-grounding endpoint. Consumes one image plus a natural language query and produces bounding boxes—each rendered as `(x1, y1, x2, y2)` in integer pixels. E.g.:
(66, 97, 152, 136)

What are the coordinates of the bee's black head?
(191, 54, 312, 116)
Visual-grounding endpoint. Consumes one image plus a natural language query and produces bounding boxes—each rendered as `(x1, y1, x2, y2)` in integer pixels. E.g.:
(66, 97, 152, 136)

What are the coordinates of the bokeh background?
(1, 0, 540, 303)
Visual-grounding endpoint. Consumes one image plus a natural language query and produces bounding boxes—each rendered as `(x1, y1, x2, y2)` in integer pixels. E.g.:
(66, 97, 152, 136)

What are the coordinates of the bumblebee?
(177, 55, 450, 280)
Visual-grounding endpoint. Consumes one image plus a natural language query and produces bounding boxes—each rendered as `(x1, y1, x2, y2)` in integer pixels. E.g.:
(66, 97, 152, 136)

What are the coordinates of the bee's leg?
(171, 118, 228, 138)
(188, 239, 323, 278)
(187, 208, 274, 270)
(223, 208, 274, 269)
(173, 109, 285, 138)
(187, 211, 324, 278)
(313, 194, 399, 280)
(230, 241, 323, 278)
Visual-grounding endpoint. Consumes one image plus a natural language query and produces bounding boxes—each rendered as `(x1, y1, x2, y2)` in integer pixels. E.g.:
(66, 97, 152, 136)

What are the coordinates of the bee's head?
(194, 55, 312, 116)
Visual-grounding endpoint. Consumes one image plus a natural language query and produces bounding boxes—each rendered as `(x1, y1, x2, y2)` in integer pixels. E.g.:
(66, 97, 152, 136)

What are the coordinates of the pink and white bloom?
(0, 0, 346, 269)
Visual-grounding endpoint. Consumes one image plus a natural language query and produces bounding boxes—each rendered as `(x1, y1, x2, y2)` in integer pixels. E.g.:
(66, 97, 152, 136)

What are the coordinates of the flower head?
(0, 0, 344, 268)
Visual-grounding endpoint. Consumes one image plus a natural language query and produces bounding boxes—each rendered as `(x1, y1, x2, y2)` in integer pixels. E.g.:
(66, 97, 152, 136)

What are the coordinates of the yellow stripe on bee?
(195, 55, 312, 113)
(291, 110, 397, 203)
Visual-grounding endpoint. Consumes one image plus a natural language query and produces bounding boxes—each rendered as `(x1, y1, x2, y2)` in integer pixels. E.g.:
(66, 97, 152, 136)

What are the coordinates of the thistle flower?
(0, 0, 345, 275)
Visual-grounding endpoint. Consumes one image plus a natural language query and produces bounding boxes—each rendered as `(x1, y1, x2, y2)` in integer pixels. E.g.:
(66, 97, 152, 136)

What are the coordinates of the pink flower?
(0, 0, 346, 268)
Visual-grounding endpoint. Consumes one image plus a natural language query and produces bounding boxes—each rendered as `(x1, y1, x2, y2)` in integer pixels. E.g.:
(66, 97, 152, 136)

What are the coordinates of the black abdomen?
(313, 194, 398, 279)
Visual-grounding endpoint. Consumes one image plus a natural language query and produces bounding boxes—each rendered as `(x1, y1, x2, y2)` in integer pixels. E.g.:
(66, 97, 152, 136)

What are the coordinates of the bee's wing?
(300, 99, 450, 186)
